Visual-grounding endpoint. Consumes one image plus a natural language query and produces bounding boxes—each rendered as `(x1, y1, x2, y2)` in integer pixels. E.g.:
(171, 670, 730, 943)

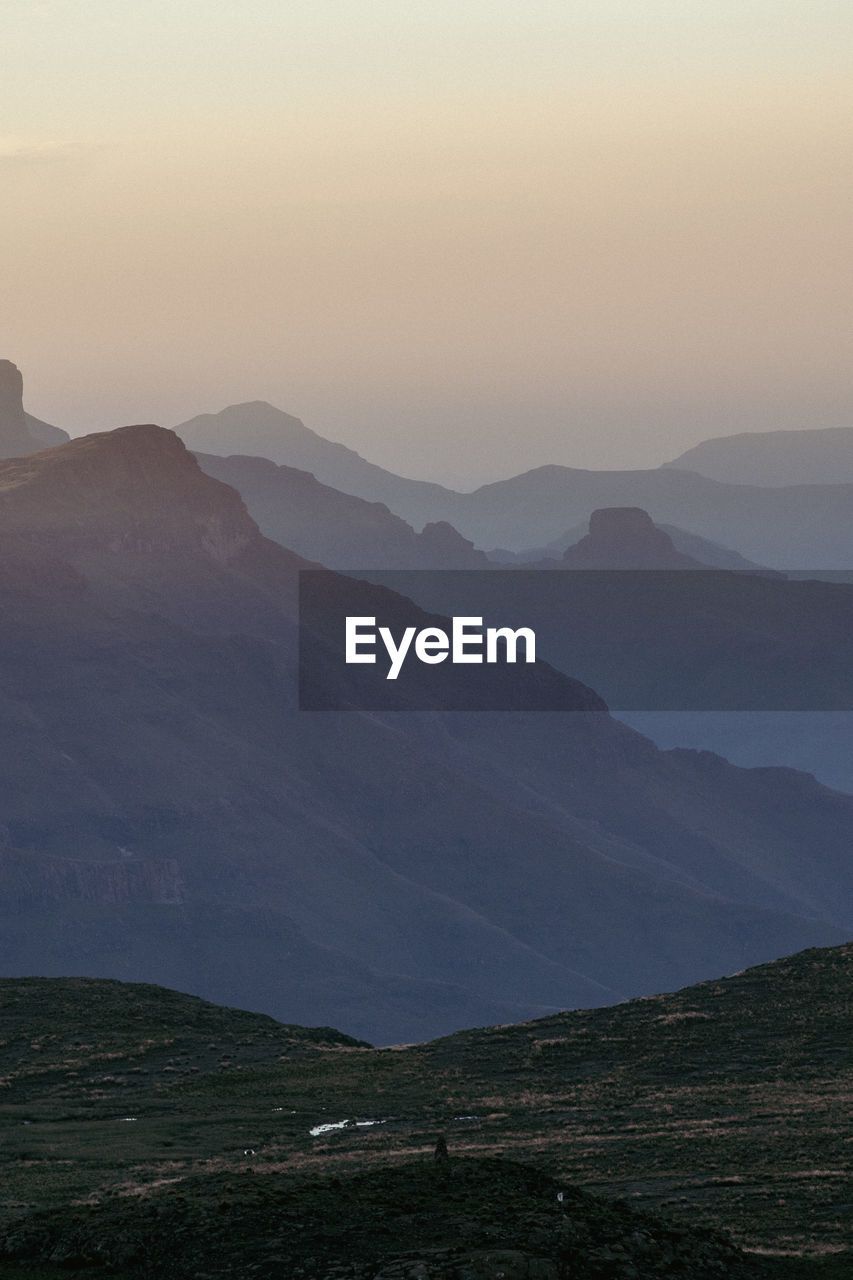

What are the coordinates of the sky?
(2, 1, 852, 488)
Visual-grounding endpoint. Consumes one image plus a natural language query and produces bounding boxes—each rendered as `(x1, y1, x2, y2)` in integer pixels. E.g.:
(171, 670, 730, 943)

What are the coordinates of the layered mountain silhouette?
(195, 451, 489, 569)
(493, 517, 768, 570)
(2, 426, 853, 1043)
(665, 425, 853, 486)
(176, 400, 453, 522)
(174, 398, 853, 566)
(0, 360, 68, 456)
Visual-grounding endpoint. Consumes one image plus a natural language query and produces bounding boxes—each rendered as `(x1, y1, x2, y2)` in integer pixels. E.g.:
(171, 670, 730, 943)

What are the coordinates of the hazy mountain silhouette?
(176, 400, 456, 519)
(0, 360, 68, 456)
(665, 425, 853, 486)
(195, 451, 489, 568)
(175, 399, 853, 566)
(431, 466, 853, 566)
(1, 427, 852, 1042)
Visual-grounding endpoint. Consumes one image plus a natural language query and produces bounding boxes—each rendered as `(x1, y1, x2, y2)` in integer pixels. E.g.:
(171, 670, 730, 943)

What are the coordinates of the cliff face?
(0, 361, 37, 457)
(0, 361, 69, 457)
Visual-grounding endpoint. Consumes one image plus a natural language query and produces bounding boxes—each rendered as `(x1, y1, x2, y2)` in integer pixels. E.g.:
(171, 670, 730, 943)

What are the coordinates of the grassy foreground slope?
(0, 945, 849, 1270)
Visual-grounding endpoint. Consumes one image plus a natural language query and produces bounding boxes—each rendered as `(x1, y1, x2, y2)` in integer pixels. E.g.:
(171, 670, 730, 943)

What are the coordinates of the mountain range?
(0, 423, 852, 1045)
(174, 399, 853, 566)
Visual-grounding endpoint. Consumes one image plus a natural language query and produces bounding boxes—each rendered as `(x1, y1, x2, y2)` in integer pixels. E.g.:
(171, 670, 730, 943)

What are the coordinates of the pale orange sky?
(3, 2, 852, 486)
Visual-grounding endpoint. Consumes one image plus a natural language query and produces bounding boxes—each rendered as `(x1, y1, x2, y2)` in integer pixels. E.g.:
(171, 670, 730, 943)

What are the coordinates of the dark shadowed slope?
(0, 426, 850, 1043)
(1, 944, 849, 1265)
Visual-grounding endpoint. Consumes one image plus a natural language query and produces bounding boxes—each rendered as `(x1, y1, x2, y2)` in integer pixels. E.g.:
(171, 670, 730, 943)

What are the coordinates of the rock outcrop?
(562, 506, 708, 568)
(0, 361, 36, 457)
(0, 361, 69, 457)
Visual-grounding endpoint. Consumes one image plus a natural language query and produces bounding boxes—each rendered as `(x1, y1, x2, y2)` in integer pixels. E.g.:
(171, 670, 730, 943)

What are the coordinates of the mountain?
(665, 425, 853, 486)
(175, 399, 457, 524)
(1, 426, 852, 1045)
(1, 944, 849, 1266)
(560, 506, 708, 568)
(0, 359, 69, 456)
(195, 450, 489, 568)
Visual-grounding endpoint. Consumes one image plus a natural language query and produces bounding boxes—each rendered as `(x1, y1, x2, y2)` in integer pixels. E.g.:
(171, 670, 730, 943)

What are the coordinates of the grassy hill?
(0, 944, 850, 1274)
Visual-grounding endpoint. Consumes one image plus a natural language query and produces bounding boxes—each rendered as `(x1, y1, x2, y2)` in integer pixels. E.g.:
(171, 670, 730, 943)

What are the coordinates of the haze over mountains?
(1, 422, 852, 1043)
(665, 425, 853, 486)
(175, 399, 853, 567)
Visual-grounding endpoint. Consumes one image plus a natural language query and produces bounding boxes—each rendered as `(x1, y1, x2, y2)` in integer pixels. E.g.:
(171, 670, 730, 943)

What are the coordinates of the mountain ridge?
(176, 399, 853, 565)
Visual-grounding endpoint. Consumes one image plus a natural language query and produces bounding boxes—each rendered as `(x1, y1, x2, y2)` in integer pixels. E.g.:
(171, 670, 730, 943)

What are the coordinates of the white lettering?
(344, 617, 536, 679)
(486, 626, 536, 663)
(378, 626, 416, 680)
(414, 627, 449, 664)
(452, 616, 484, 664)
(346, 617, 376, 663)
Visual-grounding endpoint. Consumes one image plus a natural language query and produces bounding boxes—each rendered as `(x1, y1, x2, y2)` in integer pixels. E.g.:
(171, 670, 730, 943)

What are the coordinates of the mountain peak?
(0, 423, 258, 566)
(562, 507, 707, 568)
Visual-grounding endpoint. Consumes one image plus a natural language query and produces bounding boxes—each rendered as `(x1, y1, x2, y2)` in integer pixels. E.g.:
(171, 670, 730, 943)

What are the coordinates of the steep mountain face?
(0, 360, 69, 456)
(561, 507, 707, 568)
(0, 426, 851, 1043)
(665, 424, 853, 486)
(195, 451, 489, 568)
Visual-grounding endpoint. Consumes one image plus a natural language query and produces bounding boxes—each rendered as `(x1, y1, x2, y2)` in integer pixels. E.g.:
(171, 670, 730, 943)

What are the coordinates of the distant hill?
(175, 399, 458, 524)
(665, 425, 853, 486)
(0, 360, 68, 456)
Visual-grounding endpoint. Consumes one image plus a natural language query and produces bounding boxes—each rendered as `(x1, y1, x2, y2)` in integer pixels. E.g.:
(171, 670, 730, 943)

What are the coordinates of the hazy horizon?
(5, 2, 853, 489)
